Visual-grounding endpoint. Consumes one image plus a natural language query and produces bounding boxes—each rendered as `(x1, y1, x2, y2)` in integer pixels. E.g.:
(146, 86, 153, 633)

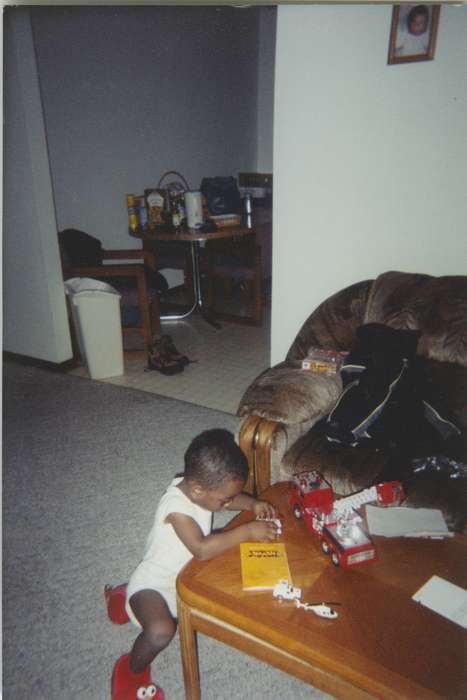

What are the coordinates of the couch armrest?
(237, 362, 343, 494)
(237, 362, 342, 425)
(238, 415, 318, 495)
(238, 416, 285, 495)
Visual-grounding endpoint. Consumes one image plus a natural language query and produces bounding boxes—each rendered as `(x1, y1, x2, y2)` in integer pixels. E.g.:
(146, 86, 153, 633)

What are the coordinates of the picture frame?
(388, 5, 440, 65)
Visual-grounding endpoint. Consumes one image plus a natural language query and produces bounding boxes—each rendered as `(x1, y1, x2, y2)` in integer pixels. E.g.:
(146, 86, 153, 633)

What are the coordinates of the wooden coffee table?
(176, 482, 467, 700)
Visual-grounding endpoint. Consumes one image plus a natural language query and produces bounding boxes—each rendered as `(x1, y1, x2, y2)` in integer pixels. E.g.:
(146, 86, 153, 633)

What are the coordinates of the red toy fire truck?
(289, 470, 405, 569)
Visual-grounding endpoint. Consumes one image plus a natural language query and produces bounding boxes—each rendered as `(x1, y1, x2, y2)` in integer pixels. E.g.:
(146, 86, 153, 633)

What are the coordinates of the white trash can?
(65, 277, 124, 379)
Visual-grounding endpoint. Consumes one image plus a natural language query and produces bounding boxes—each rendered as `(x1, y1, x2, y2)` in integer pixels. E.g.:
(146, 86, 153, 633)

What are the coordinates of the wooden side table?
(131, 225, 255, 329)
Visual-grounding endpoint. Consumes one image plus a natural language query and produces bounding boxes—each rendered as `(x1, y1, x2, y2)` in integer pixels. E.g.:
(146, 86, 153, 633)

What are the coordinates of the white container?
(65, 277, 124, 379)
(184, 190, 203, 228)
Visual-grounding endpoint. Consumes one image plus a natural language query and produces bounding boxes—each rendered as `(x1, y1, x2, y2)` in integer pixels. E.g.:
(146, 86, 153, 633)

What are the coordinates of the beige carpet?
(4, 361, 334, 700)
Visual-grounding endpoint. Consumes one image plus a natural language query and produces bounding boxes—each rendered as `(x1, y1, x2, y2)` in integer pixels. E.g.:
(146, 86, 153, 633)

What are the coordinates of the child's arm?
(225, 493, 277, 519)
(166, 512, 278, 561)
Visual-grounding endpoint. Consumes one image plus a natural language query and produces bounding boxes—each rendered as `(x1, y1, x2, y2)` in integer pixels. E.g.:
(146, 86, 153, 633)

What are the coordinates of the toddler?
(111, 429, 278, 700)
(395, 5, 430, 57)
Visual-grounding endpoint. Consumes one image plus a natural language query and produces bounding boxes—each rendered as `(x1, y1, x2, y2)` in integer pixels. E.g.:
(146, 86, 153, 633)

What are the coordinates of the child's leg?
(129, 589, 177, 674)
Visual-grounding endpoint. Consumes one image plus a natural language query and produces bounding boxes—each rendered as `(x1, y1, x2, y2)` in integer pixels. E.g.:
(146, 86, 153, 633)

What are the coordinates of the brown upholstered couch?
(238, 271, 467, 532)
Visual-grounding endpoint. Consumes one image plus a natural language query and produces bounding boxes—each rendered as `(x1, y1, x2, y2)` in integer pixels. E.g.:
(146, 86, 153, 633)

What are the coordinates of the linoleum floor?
(69, 308, 270, 415)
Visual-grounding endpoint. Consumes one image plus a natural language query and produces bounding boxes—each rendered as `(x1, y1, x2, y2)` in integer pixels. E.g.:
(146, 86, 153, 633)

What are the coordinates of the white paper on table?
(365, 505, 452, 538)
(412, 575, 467, 629)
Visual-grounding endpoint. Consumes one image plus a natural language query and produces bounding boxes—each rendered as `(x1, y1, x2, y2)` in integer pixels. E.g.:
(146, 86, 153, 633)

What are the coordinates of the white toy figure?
(272, 579, 301, 601)
(295, 599, 338, 619)
(256, 515, 283, 535)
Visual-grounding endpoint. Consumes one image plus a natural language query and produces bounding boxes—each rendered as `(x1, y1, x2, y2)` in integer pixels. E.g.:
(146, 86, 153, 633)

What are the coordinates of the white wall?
(257, 6, 276, 173)
(3, 9, 72, 362)
(272, 5, 467, 364)
(31, 6, 262, 249)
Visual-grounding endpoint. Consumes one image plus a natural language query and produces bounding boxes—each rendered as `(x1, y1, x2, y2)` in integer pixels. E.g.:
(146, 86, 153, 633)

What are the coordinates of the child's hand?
(253, 499, 277, 519)
(246, 519, 278, 542)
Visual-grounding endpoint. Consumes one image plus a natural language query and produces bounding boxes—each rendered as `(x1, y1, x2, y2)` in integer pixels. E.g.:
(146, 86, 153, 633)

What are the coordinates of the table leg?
(160, 241, 221, 329)
(177, 596, 201, 700)
(193, 242, 222, 330)
(159, 241, 197, 322)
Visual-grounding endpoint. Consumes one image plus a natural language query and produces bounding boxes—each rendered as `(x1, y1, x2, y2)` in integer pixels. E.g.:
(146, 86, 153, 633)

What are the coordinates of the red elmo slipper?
(111, 654, 164, 700)
(105, 583, 130, 625)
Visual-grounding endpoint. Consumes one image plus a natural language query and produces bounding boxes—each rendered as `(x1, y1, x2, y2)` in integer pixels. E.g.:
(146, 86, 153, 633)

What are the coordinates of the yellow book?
(240, 542, 291, 591)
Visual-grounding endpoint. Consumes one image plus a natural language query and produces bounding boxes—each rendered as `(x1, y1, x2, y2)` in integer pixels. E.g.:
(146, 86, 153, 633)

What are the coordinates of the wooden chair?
(58, 229, 161, 347)
(206, 237, 263, 325)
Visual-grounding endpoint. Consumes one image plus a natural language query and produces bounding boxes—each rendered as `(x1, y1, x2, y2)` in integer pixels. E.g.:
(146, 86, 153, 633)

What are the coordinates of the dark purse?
(200, 176, 241, 215)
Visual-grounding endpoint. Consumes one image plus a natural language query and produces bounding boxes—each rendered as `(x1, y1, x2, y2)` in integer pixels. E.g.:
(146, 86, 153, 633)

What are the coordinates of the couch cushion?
(282, 431, 387, 495)
(287, 280, 372, 362)
(364, 271, 467, 367)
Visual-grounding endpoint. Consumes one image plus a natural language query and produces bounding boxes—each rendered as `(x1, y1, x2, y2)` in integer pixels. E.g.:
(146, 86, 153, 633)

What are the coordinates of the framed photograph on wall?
(388, 5, 441, 65)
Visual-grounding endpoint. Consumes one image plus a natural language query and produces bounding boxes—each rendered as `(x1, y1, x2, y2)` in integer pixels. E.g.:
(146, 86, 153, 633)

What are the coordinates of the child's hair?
(184, 429, 248, 488)
(407, 5, 429, 30)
